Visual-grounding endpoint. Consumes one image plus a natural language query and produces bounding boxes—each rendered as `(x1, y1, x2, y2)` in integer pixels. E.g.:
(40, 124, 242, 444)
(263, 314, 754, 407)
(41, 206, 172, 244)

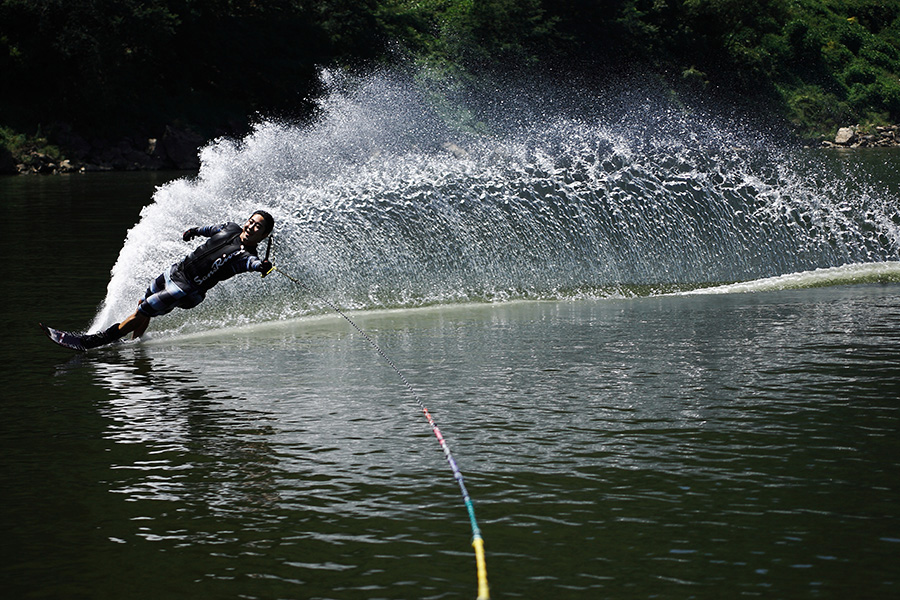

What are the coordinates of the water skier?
(42, 210, 275, 351)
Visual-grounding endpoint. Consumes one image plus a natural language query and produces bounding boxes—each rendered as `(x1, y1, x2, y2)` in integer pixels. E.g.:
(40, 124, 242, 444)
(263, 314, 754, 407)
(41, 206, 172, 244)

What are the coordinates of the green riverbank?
(2, 0, 898, 174)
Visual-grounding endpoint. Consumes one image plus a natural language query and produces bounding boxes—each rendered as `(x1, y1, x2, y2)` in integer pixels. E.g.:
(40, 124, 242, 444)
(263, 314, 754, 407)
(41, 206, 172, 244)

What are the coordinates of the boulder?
(835, 127, 856, 145)
(58, 159, 79, 173)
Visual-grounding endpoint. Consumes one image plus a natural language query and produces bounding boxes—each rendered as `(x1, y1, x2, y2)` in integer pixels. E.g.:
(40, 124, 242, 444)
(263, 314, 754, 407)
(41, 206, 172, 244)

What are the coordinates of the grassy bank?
(0, 127, 67, 174)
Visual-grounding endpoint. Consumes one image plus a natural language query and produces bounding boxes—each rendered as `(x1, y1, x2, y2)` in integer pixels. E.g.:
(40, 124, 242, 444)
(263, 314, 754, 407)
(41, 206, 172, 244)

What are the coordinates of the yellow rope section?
(473, 536, 490, 599)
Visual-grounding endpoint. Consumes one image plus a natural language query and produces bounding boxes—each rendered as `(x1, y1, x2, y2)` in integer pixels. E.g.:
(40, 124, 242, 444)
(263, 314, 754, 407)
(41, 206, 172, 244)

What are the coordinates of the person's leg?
(82, 271, 171, 349)
(79, 308, 152, 348)
(128, 310, 151, 339)
(83, 267, 200, 348)
(115, 309, 151, 339)
(128, 266, 187, 338)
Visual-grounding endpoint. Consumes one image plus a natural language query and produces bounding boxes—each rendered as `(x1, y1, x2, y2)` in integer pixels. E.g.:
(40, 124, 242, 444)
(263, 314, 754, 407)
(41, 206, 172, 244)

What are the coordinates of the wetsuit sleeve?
(223, 250, 264, 276)
(245, 255, 266, 272)
(197, 223, 228, 237)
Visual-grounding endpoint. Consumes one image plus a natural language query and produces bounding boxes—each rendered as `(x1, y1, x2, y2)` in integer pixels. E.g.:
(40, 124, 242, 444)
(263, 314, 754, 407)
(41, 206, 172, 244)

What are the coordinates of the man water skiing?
(42, 210, 275, 351)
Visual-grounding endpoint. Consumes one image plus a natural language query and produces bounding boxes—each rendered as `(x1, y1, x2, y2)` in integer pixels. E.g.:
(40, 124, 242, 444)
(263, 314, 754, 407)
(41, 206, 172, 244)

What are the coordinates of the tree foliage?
(1, 0, 898, 145)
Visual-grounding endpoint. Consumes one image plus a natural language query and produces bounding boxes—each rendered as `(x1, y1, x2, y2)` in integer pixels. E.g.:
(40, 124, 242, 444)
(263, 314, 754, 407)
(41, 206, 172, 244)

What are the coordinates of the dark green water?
(1, 170, 899, 599)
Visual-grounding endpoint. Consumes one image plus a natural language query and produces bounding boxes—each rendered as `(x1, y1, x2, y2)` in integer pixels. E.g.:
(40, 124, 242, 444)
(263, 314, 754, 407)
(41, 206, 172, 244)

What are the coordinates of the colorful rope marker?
(273, 267, 490, 598)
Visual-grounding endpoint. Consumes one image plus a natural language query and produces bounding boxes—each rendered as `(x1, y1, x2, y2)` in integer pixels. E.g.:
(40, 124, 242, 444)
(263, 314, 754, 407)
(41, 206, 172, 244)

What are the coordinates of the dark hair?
(252, 210, 275, 237)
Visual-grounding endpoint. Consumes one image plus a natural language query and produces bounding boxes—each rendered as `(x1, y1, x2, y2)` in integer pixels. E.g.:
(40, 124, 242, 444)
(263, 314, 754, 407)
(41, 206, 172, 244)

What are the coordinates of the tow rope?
(268, 258, 489, 599)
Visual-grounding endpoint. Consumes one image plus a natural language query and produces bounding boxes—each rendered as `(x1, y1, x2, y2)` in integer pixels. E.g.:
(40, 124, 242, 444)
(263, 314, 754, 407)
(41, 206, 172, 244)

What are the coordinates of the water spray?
(270, 263, 489, 600)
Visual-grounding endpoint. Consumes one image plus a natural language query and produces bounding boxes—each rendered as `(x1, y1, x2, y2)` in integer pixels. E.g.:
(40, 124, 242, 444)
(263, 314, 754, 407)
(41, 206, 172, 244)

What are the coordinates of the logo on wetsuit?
(193, 248, 243, 287)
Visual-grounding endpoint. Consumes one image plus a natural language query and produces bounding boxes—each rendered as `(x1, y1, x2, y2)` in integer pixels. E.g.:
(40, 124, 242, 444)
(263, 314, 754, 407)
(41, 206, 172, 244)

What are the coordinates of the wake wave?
(677, 261, 900, 295)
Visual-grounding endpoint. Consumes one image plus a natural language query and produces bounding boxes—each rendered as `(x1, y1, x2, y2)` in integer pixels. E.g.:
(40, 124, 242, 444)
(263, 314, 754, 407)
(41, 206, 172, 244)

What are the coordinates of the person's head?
(241, 210, 275, 244)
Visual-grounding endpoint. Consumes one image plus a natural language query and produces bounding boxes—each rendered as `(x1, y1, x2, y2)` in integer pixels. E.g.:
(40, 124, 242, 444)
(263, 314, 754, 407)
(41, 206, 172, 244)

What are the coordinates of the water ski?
(40, 324, 91, 351)
(40, 323, 121, 352)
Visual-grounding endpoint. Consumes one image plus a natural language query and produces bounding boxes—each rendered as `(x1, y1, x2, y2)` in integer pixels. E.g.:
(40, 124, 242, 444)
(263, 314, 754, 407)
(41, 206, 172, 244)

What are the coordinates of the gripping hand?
(260, 260, 274, 278)
(183, 227, 200, 242)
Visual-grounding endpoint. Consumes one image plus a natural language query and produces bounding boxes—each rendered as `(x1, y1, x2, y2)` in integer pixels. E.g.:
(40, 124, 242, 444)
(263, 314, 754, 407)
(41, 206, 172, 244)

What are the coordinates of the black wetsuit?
(138, 222, 266, 317)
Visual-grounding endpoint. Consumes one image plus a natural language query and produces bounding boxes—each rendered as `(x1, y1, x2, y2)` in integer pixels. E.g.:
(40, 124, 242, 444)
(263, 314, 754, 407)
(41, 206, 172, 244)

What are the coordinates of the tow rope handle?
(261, 234, 275, 278)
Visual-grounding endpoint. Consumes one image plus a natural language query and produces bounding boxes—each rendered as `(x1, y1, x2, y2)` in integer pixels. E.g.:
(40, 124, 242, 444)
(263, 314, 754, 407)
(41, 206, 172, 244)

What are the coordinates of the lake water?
(2, 74, 900, 599)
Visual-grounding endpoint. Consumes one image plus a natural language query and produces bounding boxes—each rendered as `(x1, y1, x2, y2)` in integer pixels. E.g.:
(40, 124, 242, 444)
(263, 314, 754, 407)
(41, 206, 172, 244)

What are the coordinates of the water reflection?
(90, 349, 282, 518)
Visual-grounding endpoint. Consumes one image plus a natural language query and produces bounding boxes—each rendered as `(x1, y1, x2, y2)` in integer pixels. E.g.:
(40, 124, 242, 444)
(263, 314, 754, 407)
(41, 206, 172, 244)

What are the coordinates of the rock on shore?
(821, 125, 900, 148)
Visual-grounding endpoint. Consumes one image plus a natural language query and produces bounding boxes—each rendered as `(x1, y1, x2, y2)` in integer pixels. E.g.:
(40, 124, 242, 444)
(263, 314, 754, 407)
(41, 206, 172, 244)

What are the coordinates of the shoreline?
(3, 123, 899, 176)
(819, 125, 900, 149)
(0, 124, 213, 176)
